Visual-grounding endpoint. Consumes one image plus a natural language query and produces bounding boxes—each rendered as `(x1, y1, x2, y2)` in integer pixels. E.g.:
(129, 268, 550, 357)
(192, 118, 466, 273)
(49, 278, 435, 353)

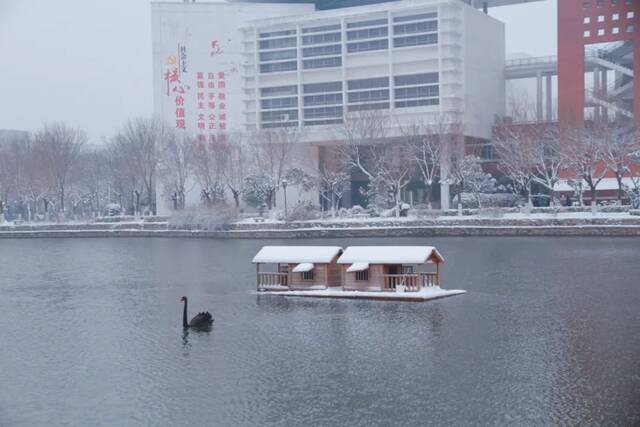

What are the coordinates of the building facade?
(151, 0, 519, 213)
(558, 0, 639, 126)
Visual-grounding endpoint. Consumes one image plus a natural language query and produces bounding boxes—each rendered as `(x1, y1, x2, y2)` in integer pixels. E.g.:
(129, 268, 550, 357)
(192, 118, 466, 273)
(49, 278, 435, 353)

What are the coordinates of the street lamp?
(281, 178, 288, 222)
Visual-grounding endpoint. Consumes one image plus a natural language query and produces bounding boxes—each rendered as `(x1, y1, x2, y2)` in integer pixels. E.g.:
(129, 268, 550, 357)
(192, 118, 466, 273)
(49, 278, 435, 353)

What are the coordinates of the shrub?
(168, 206, 237, 231)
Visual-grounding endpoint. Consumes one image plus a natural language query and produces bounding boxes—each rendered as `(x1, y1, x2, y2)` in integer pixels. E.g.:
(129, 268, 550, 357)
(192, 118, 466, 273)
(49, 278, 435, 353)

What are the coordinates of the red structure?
(558, 0, 640, 126)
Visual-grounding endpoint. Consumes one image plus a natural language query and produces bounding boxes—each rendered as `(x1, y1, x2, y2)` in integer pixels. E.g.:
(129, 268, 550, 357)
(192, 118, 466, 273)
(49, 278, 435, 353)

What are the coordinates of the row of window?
(584, 24, 634, 37)
(584, 11, 635, 23)
(259, 96, 441, 127)
(583, 0, 634, 9)
(259, 74, 440, 126)
(260, 74, 437, 97)
(259, 33, 437, 73)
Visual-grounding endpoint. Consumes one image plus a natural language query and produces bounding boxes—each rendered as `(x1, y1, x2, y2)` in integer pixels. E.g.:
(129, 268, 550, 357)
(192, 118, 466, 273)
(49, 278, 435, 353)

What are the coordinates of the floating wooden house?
(253, 246, 343, 291)
(337, 246, 444, 292)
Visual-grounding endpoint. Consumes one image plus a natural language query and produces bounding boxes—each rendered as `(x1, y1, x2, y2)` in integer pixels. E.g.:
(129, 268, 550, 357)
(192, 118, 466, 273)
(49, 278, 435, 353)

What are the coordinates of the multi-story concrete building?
(151, 0, 533, 213)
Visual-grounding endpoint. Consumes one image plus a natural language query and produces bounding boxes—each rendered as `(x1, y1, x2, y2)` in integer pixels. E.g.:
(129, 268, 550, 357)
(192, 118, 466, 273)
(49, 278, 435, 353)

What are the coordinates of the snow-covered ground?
(257, 287, 466, 302)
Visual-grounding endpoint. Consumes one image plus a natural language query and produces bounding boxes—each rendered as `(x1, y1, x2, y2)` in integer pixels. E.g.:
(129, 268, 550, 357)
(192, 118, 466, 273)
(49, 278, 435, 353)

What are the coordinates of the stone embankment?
(1, 212, 640, 238)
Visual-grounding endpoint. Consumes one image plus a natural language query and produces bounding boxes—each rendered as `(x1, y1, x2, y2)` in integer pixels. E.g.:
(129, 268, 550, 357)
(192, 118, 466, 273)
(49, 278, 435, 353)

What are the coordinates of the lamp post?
(282, 178, 288, 222)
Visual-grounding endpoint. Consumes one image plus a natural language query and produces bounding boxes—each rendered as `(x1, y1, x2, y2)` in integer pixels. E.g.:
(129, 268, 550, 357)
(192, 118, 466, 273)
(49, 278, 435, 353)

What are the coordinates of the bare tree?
(248, 127, 299, 209)
(159, 130, 195, 210)
(34, 122, 86, 213)
(220, 133, 247, 209)
(338, 110, 412, 215)
(602, 123, 640, 202)
(399, 115, 463, 207)
(315, 147, 349, 216)
(112, 117, 166, 215)
(450, 155, 496, 208)
(562, 124, 608, 204)
(75, 146, 110, 217)
(493, 123, 537, 204)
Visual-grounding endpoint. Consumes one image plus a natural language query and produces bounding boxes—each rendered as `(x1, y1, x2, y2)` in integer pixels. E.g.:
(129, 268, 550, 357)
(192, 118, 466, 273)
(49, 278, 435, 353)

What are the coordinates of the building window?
(393, 12, 437, 23)
(260, 61, 297, 74)
(302, 271, 314, 281)
(302, 44, 341, 58)
(302, 24, 341, 34)
(627, 11, 635, 19)
(302, 32, 341, 46)
(348, 77, 389, 90)
(584, 17, 591, 24)
(259, 29, 296, 39)
(347, 39, 388, 53)
(261, 85, 297, 98)
(612, 13, 619, 21)
(303, 56, 342, 70)
(259, 49, 296, 62)
(303, 93, 342, 107)
(304, 81, 342, 94)
(355, 270, 368, 281)
(597, 15, 605, 22)
(261, 97, 297, 110)
(584, 30, 591, 37)
(348, 89, 389, 103)
(612, 27, 620, 34)
(393, 33, 438, 48)
(627, 25, 634, 33)
(597, 28, 605, 36)
(346, 18, 388, 29)
(259, 37, 296, 50)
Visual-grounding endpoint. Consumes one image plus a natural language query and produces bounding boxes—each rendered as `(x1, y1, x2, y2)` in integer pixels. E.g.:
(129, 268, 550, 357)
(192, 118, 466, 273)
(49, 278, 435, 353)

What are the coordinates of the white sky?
(0, 0, 557, 142)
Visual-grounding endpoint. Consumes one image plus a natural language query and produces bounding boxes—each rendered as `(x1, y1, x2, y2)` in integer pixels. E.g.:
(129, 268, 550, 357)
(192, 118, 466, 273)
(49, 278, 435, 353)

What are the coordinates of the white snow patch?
(338, 246, 444, 265)
(258, 287, 466, 302)
(252, 246, 343, 264)
(346, 262, 369, 273)
(292, 263, 314, 273)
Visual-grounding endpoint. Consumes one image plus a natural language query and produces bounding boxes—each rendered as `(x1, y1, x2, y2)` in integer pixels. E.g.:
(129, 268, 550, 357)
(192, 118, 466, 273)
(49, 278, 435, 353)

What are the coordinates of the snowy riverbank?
(1, 210, 640, 238)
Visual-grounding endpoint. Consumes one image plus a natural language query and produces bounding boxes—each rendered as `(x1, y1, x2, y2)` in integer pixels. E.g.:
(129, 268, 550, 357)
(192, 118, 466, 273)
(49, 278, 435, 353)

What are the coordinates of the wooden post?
(436, 262, 440, 286)
(256, 263, 260, 290)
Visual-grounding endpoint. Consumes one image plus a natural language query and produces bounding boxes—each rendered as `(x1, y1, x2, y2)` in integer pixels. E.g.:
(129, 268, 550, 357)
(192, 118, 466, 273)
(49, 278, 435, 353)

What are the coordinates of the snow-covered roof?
(252, 246, 343, 264)
(346, 262, 369, 273)
(338, 246, 444, 264)
(292, 263, 314, 272)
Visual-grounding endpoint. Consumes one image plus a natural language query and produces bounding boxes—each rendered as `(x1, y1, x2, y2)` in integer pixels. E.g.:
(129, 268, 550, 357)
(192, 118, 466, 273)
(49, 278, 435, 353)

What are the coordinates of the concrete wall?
(462, 5, 505, 138)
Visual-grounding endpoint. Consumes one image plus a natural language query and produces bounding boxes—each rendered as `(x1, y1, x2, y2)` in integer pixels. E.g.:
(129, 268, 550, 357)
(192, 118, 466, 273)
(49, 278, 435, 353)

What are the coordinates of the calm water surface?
(1, 237, 639, 426)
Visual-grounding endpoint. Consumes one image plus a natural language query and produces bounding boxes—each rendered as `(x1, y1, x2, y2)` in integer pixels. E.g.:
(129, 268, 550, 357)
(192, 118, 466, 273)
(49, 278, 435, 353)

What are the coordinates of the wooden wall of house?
(288, 263, 328, 290)
(326, 256, 342, 287)
(342, 264, 385, 291)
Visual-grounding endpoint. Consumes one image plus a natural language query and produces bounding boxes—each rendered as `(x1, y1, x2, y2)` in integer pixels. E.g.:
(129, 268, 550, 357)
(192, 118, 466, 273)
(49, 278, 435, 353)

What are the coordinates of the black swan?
(180, 296, 213, 329)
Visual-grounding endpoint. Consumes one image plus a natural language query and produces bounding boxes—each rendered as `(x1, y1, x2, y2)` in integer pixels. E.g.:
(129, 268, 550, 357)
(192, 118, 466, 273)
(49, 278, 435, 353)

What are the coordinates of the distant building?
(151, 0, 540, 213)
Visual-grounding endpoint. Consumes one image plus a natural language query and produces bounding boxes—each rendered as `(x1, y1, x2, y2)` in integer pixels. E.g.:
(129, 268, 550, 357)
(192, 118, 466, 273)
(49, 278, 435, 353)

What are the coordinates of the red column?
(558, 0, 585, 127)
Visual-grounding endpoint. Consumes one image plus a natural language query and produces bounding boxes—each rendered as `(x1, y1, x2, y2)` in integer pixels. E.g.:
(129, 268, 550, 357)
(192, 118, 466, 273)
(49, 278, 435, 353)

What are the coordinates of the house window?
(627, 12, 635, 19)
(597, 15, 605, 22)
(584, 17, 591, 24)
(355, 270, 369, 281)
(612, 13, 619, 21)
(613, 27, 620, 34)
(584, 30, 591, 37)
(302, 271, 314, 281)
(598, 28, 605, 36)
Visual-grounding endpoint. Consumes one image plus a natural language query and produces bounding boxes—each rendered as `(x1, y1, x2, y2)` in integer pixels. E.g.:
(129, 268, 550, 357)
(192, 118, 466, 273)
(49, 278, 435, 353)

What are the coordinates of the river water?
(0, 237, 639, 426)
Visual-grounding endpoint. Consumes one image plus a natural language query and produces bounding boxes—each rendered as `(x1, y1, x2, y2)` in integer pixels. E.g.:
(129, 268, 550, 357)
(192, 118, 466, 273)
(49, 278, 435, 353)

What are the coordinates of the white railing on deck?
(257, 272, 288, 290)
(383, 273, 439, 292)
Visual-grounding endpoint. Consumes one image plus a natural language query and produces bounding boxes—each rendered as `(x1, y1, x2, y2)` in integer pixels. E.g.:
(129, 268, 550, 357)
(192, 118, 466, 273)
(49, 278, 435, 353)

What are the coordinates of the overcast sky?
(0, 0, 557, 142)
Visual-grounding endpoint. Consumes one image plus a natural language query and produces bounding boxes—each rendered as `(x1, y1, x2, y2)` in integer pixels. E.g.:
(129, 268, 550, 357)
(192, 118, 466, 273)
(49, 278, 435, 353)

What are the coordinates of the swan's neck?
(182, 300, 188, 328)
